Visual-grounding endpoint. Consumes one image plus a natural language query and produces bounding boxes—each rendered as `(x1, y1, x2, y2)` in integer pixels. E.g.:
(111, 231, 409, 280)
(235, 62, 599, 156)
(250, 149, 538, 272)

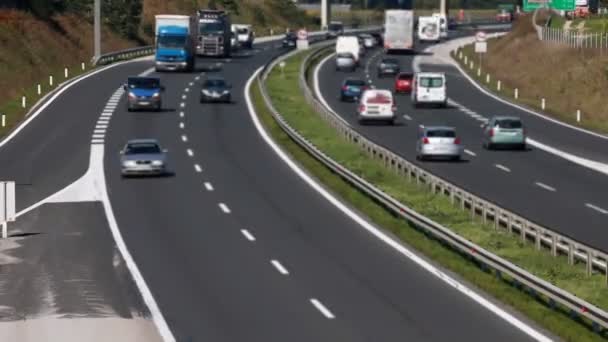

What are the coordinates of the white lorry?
(384, 10, 414, 54)
(417, 16, 441, 43)
(432, 13, 448, 38)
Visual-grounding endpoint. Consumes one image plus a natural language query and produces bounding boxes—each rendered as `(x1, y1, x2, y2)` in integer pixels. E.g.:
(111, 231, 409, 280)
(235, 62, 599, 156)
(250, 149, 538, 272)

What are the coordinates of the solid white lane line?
(179, 122, 184, 129)
(204, 182, 214, 191)
(219, 203, 231, 214)
(181, 135, 188, 142)
(586, 203, 608, 215)
(187, 149, 194, 157)
(241, 229, 256, 241)
(495, 164, 511, 173)
(194, 164, 202, 173)
(180, 111, 185, 117)
(310, 299, 335, 319)
(464, 149, 477, 157)
(271, 260, 289, 275)
(535, 182, 556, 192)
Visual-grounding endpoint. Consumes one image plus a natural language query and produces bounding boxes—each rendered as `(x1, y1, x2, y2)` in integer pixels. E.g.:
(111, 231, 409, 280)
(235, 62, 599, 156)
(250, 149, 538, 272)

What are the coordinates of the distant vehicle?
(120, 139, 168, 177)
(336, 36, 361, 64)
(432, 13, 448, 38)
(377, 58, 400, 78)
(357, 89, 397, 125)
(360, 33, 376, 48)
(371, 32, 384, 46)
(340, 78, 368, 101)
(197, 9, 231, 57)
(327, 21, 344, 39)
(356, 35, 367, 56)
(335, 52, 357, 71)
(394, 72, 414, 93)
(496, 4, 514, 22)
(412, 72, 447, 108)
(230, 30, 239, 50)
(200, 76, 232, 103)
(154, 15, 197, 72)
(124, 77, 164, 112)
(384, 10, 414, 54)
(282, 32, 297, 47)
(482, 116, 526, 150)
(232, 24, 254, 49)
(416, 126, 462, 161)
(418, 16, 441, 43)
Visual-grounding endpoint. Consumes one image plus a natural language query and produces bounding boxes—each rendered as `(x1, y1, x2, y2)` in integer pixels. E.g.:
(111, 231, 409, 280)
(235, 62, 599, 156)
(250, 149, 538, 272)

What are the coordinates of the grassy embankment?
(251, 49, 608, 342)
(454, 14, 608, 134)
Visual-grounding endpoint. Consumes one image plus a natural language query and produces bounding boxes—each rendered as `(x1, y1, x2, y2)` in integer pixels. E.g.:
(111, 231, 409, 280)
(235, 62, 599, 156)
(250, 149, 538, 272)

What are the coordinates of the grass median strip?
(252, 49, 608, 341)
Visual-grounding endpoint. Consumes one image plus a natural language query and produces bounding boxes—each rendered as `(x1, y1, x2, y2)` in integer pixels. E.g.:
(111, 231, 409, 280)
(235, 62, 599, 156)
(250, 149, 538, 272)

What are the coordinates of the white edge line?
(270, 260, 289, 275)
(585, 203, 608, 214)
(244, 67, 551, 342)
(314, 53, 350, 127)
(310, 298, 335, 319)
(241, 229, 255, 241)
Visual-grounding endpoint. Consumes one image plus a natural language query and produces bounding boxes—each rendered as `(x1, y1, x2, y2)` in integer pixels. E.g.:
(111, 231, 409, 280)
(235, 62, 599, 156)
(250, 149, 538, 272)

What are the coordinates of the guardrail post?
(576, 109, 581, 122)
(568, 243, 574, 265)
(535, 227, 541, 250)
(461, 193, 465, 211)
(551, 235, 557, 257)
(37, 84, 41, 95)
(486, 74, 490, 84)
(477, 68, 481, 77)
(64, 67, 68, 79)
(497, 80, 501, 91)
(82, 62, 85, 71)
(482, 203, 487, 224)
(450, 187, 455, 204)
(494, 208, 499, 229)
(464, 55, 468, 64)
(507, 215, 512, 233)
(470, 199, 475, 220)
(587, 250, 593, 276)
(49, 75, 53, 87)
(470, 61, 474, 70)
(521, 221, 527, 243)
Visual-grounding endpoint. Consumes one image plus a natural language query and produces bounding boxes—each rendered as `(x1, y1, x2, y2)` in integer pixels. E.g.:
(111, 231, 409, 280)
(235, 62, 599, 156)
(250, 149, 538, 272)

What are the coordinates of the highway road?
(98, 39, 542, 340)
(316, 42, 608, 252)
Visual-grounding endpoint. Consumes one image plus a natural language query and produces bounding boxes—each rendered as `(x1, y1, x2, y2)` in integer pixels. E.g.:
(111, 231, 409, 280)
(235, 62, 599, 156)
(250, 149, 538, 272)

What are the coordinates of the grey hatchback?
(120, 139, 168, 177)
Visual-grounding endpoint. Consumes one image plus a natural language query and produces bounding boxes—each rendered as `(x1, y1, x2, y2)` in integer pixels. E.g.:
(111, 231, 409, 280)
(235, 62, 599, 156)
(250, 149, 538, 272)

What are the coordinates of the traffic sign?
(0, 181, 15, 239)
(476, 31, 487, 42)
(475, 41, 487, 53)
(297, 29, 308, 41)
(523, 0, 575, 12)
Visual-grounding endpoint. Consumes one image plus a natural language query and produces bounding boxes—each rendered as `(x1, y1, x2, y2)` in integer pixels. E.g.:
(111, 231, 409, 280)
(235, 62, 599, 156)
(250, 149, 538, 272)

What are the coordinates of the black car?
(282, 32, 297, 48)
(377, 58, 400, 78)
(200, 77, 232, 103)
(371, 32, 383, 47)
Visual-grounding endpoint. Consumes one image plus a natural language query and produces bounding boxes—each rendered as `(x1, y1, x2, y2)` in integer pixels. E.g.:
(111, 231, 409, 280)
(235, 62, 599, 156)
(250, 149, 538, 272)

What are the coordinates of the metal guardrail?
(93, 45, 155, 66)
(256, 44, 608, 334)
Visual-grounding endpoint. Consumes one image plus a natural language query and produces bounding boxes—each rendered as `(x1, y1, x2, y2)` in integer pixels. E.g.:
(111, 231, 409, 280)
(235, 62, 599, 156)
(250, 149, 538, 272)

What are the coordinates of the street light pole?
(94, 0, 101, 60)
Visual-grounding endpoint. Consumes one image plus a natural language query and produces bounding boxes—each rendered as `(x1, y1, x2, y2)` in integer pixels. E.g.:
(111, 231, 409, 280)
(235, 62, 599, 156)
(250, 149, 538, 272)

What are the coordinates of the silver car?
(416, 126, 462, 161)
(360, 34, 376, 48)
(120, 139, 168, 177)
(335, 52, 356, 71)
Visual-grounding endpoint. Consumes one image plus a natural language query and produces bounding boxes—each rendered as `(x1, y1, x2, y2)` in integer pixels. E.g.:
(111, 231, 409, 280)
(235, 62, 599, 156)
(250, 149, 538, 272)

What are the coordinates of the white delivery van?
(336, 36, 361, 65)
(232, 24, 254, 49)
(357, 89, 396, 125)
(412, 72, 447, 108)
(418, 16, 441, 43)
(432, 13, 448, 38)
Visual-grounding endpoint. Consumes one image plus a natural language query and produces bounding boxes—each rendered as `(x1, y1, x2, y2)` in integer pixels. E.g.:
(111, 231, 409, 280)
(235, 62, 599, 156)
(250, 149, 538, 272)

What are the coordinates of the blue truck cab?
(155, 15, 196, 72)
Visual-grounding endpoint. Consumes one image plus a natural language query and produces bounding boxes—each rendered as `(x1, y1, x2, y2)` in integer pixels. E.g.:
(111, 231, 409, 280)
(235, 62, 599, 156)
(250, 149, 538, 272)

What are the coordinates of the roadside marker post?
(0, 181, 16, 239)
(2, 114, 5, 127)
(577, 109, 581, 122)
(21, 96, 26, 109)
(37, 84, 41, 95)
(541, 98, 546, 110)
(64, 67, 68, 79)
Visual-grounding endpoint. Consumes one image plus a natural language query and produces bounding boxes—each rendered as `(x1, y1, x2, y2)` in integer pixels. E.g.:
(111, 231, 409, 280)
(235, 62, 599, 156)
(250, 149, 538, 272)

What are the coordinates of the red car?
(394, 72, 413, 93)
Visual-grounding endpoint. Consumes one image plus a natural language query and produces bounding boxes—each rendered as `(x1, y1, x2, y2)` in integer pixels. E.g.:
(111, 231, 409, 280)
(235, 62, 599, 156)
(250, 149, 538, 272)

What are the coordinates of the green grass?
(253, 49, 608, 341)
(549, 15, 566, 29)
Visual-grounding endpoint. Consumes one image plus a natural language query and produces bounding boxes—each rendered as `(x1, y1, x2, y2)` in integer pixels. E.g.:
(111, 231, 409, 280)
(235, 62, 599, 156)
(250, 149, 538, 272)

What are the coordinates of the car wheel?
(156, 103, 162, 112)
(358, 118, 366, 125)
(519, 143, 527, 151)
(486, 143, 494, 150)
(452, 155, 461, 162)
(226, 96, 232, 103)
(127, 106, 132, 112)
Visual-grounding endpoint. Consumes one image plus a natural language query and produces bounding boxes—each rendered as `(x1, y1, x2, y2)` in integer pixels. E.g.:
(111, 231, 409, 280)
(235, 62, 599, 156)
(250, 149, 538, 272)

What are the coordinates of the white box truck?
(384, 10, 414, 54)
(418, 16, 441, 43)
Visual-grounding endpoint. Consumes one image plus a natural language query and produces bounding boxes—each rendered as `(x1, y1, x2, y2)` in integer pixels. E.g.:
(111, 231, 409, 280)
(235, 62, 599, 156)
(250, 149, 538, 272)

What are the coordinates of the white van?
(232, 24, 254, 49)
(357, 89, 396, 125)
(432, 13, 448, 38)
(412, 72, 447, 108)
(418, 16, 441, 43)
(336, 36, 361, 65)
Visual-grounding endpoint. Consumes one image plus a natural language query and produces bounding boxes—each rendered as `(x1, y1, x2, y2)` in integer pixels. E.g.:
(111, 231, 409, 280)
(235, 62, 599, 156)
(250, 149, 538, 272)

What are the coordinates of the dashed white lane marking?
(270, 260, 289, 275)
(186, 149, 194, 157)
(194, 164, 202, 173)
(92, 134, 105, 139)
(101, 112, 112, 117)
(179, 122, 184, 129)
(464, 149, 477, 157)
(189, 82, 194, 86)
(402, 114, 412, 121)
(94, 129, 106, 134)
(182, 94, 187, 100)
(310, 299, 335, 319)
(91, 139, 104, 144)
(180, 102, 185, 108)
(219, 203, 231, 214)
(241, 229, 256, 241)
(181, 135, 188, 142)
(96, 124, 108, 129)
(535, 182, 556, 192)
(204, 182, 214, 191)
(585, 203, 608, 214)
(180, 111, 185, 118)
(195, 76, 200, 81)
(495, 164, 511, 173)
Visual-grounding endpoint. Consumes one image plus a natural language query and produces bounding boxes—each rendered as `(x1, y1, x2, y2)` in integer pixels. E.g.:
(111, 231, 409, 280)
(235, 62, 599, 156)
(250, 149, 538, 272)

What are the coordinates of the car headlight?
(128, 92, 136, 99)
(123, 161, 136, 167)
(202, 89, 211, 95)
(152, 160, 164, 166)
(152, 92, 160, 98)
(222, 90, 229, 94)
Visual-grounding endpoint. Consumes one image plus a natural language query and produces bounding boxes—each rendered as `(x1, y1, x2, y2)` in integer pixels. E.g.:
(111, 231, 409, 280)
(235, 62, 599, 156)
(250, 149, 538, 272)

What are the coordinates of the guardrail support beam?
(94, 0, 101, 61)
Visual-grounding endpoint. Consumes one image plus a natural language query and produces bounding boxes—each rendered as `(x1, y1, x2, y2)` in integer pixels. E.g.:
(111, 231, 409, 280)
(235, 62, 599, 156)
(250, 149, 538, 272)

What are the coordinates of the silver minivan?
(335, 52, 356, 71)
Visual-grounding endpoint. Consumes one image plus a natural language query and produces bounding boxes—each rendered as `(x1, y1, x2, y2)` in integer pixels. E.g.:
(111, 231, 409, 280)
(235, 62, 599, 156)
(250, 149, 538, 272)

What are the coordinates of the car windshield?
(157, 35, 186, 49)
(398, 73, 413, 80)
(200, 21, 224, 34)
(204, 79, 226, 87)
(125, 143, 161, 155)
(236, 28, 248, 34)
(128, 78, 160, 89)
(345, 80, 366, 86)
(419, 77, 444, 87)
(427, 129, 455, 138)
(285, 33, 296, 39)
(497, 119, 522, 128)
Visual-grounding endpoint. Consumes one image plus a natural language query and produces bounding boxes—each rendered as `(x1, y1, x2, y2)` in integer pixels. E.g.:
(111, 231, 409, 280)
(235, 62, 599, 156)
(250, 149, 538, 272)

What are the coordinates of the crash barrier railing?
(255, 44, 608, 333)
(532, 8, 608, 50)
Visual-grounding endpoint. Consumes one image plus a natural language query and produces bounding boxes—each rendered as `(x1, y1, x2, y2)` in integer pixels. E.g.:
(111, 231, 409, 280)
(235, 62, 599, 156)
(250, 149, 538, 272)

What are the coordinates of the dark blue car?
(340, 78, 368, 102)
(124, 77, 164, 112)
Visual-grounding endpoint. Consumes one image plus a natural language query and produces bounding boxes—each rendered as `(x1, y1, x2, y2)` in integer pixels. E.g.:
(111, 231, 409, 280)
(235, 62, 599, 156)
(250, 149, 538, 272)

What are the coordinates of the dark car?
(282, 32, 297, 48)
(200, 77, 232, 103)
(124, 77, 164, 112)
(371, 32, 383, 47)
(377, 58, 400, 78)
(340, 78, 368, 101)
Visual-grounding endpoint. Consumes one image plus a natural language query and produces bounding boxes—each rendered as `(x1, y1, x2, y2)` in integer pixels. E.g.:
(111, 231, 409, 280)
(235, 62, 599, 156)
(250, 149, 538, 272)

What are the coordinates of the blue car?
(124, 77, 165, 112)
(340, 78, 368, 102)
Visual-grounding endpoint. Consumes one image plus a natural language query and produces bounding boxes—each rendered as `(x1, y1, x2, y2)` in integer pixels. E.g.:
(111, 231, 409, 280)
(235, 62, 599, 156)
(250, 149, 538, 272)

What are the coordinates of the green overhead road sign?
(523, 0, 575, 11)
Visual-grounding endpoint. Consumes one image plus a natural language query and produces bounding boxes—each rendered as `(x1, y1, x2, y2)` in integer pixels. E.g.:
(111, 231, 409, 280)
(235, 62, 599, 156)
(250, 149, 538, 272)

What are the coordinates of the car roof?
(492, 115, 521, 121)
(126, 139, 160, 145)
(362, 89, 392, 97)
(421, 125, 455, 131)
(417, 72, 444, 77)
(128, 76, 160, 82)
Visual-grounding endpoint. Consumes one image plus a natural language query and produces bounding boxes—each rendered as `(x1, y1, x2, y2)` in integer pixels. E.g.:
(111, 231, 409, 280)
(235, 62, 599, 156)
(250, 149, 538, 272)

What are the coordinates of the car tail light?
(422, 137, 430, 144)
(489, 128, 494, 137)
(454, 137, 461, 145)
(342, 85, 348, 91)
(358, 104, 366, 113)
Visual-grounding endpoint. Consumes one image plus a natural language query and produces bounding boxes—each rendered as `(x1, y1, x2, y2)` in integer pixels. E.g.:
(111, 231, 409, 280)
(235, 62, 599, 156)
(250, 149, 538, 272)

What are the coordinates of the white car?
(357, 89, 396, 125)
(412, 72, 447, 108)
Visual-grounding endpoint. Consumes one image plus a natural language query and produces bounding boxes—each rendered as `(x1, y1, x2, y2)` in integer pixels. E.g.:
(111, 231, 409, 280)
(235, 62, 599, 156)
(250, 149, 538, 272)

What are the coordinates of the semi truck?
(197, 9, 231, 57)
(154, 15, 196, 72)
(384, 10, 414, 54)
